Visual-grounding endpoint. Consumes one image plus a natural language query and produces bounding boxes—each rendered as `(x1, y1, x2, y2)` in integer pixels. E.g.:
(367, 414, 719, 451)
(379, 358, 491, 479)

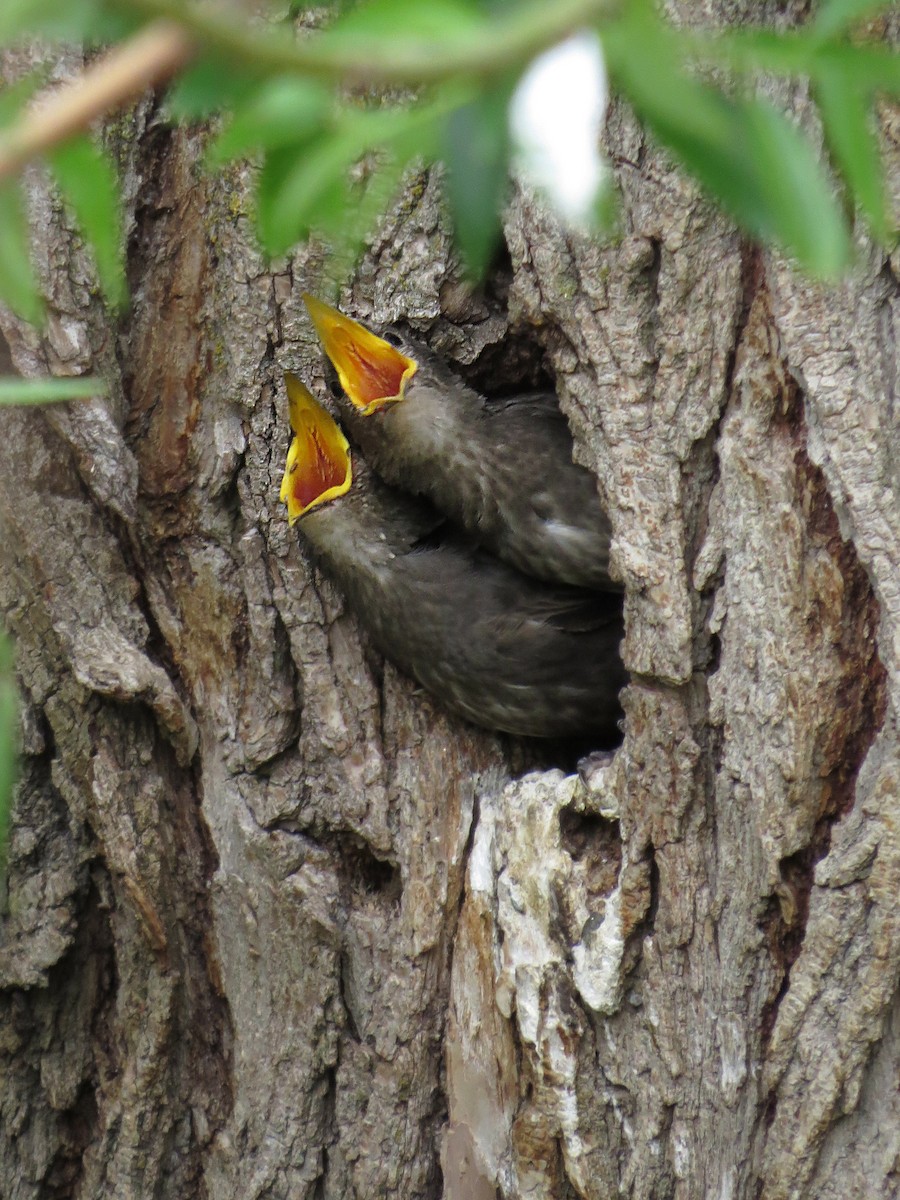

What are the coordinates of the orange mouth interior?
(303, 293, 417, 415)
(280, 372, 352, 523)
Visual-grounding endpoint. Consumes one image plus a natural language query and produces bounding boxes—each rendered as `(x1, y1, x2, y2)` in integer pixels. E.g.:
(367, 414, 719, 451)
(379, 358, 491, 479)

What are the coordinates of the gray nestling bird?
(303, 294, 619, 592)
(280, 372, 625, 739)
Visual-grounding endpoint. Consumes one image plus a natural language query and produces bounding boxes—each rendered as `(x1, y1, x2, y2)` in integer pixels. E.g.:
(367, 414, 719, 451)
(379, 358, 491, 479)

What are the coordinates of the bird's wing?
(485, 586, 623, 643)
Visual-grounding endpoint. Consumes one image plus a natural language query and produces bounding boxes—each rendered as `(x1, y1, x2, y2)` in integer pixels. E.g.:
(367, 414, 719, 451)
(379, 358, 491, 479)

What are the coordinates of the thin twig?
(120, 0, 619, 86)
(0, 21, 195, 183)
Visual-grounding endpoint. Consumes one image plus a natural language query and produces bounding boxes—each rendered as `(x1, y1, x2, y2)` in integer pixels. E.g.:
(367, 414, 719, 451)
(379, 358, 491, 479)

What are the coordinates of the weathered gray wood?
(1, 10, 898, 1199)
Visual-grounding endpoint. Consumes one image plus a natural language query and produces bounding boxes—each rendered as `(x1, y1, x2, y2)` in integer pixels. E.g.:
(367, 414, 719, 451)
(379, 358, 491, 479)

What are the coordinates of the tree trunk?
(1, 15, 899, 1200)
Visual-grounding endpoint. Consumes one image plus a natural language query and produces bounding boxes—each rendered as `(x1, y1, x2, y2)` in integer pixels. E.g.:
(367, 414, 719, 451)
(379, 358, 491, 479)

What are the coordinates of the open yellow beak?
(280, 372, 352, 524)
(303, 293, 417, 415)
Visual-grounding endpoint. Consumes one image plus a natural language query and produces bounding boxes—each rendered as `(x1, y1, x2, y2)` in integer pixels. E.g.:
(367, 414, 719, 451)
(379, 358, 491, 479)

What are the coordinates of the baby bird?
(303, 294, 619, 592)
(280, 372, 625, 739)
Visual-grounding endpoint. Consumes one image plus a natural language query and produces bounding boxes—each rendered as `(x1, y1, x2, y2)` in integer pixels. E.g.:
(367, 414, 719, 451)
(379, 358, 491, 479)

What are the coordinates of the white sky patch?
(508, 31, 608, 226)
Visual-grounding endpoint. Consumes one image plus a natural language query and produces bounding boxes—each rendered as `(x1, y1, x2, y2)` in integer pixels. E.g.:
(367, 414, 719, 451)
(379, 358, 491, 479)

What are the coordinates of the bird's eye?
(328, 379, 343, 399)
(383, 330, 404, 348)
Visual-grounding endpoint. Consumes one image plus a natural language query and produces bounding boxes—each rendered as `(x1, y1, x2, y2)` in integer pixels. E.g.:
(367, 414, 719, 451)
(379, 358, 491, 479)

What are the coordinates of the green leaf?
(0, 0, 98, 45)
(0, 0, 47, 42)
(48, 135, 127, 311)
(0, 376, 105, 405)
(815, 0, 894, 38)
(707, 28, 900, 96)
(811, 42, 900, 95)
(165, 55, 259, 121)
(315, 0, 485, 48)
(442, 83, 512, 277)
(0, 182, 42, 324)
(739, 99, 849, 276)
(605, 22, 750, 208)
(337, 100, 446, 261)
(255, 104, 439, 257)
(325, 153, 411, 280)
(207, 76, 331, 167)
(698, 28, 815, 77)
(79, 8, 146, 44)
(604, 8, 850, 276)
(816, 63, 891, 241)
(257, 130, 359, 256)
(0, 631, 18, 883)
(0, 72, 46, 130)
(591, 173, 619, 234)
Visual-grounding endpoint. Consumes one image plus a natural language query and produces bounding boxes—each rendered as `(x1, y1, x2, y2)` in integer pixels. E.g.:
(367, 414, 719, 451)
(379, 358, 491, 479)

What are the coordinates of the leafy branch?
(121, 0, 621, 86)
(0, 0, 894, 330)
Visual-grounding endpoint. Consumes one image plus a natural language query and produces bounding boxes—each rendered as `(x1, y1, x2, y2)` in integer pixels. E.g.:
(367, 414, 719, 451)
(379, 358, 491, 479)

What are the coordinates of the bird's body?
(281, 374, 625, 739)
(303, 295, 618, 591)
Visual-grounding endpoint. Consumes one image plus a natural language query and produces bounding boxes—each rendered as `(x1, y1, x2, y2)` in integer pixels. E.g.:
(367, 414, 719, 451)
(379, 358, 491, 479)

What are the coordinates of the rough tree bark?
(1, 7, 899, 1200)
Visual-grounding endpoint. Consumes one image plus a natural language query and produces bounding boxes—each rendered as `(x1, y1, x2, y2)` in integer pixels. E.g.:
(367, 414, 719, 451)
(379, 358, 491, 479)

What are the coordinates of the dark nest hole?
(338, 836, 402, 904)
(504, 718, 625, 779)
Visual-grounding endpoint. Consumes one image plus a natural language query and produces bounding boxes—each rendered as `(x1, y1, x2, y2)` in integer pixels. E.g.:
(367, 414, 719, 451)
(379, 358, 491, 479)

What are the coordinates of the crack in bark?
(758, 369, 888, 1058)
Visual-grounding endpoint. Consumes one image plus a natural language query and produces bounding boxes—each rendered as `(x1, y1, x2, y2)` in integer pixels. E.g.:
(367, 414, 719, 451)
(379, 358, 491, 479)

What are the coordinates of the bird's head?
(280, 372, 353, 524)
(303, 293, 418, 415)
